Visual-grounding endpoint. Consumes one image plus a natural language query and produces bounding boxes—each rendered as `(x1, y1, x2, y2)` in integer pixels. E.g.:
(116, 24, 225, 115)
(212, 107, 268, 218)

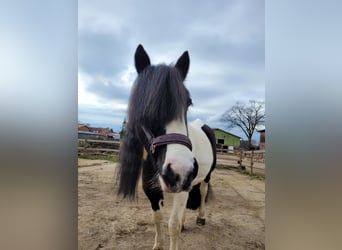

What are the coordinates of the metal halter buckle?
(150, 144, 156, 154)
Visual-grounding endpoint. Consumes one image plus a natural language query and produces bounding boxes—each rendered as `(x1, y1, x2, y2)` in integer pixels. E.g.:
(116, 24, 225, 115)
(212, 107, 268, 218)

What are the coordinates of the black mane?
(118, 45, 191, 198)
(127, 64, 191, 135)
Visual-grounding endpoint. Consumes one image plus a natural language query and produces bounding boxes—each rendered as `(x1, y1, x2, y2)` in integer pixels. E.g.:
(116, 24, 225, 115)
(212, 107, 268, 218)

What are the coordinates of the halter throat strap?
(142, 126, 192, 154)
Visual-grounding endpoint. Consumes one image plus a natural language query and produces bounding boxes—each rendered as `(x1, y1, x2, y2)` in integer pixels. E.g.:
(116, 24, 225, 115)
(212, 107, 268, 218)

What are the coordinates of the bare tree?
(119, 118, 127, 138)
(221, 100, 265, 150)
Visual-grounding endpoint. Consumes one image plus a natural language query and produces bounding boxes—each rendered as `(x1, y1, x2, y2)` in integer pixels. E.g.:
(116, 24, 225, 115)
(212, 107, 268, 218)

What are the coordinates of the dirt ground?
(78, 158, 265, 250)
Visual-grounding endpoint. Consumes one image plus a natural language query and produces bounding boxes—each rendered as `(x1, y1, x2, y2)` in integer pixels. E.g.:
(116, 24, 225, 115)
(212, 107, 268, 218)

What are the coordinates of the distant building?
(213, 128, 240, 153)
(78, 124, 119, 140)
(91, 127, 114, 135)
(257, 128, 265, 150)
(78, 124, 91, 132)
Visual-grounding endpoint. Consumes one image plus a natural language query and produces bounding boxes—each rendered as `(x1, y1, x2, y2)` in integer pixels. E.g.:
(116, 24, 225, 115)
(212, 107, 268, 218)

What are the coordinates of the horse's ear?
(135, 44, 151, 74)
(175, 51, 190, 80)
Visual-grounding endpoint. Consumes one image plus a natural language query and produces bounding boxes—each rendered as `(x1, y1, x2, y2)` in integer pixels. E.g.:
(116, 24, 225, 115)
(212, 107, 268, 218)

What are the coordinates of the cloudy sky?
(78, 0, 264, 141)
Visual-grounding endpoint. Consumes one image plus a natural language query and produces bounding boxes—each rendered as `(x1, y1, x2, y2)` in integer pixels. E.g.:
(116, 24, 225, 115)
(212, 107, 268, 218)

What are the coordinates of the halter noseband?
(142, 126, 192, 154)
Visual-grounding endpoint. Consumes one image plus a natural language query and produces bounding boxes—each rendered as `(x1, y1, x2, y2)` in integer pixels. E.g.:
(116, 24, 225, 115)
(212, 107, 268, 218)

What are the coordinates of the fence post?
(250, 150, 254, 175)
(83, 139, 88, 156)
(239, 148, 243, 168)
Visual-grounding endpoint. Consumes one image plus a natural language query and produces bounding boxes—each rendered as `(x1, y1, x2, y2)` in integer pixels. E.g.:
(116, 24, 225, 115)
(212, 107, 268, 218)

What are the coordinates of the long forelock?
(128, 64, 189, 132)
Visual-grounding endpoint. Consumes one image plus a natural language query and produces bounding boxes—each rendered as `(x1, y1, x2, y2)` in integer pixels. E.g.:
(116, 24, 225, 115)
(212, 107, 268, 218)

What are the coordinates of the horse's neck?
(188, 120, 211, 157)
(188, 120, 214, 183)
(165, 119, 188, 135)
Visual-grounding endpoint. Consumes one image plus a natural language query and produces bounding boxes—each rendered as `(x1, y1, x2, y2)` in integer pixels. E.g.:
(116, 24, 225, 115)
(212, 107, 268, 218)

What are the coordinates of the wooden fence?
(78, 139, 265, 175)
(216, 149, 265, 175)
(78, 139, 120, 156)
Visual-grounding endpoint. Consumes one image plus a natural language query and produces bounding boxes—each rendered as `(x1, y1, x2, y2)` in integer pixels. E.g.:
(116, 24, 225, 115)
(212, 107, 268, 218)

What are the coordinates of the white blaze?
(161, 119, 194, 187)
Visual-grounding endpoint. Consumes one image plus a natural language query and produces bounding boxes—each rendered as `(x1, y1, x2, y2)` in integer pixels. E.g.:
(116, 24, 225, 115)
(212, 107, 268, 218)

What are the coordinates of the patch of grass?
(216, 164, 265, 181)
(216, 164, 235, 170)
(246, 172, 265, 181)
(79, 154, 119, 162)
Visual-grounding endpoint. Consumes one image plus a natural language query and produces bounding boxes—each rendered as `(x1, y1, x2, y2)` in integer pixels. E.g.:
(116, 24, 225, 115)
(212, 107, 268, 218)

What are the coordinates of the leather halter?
(142, 126, 192, 154)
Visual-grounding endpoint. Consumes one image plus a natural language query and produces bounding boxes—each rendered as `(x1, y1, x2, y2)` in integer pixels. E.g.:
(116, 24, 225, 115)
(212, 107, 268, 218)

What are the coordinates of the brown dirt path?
(78, 159, 265, 250)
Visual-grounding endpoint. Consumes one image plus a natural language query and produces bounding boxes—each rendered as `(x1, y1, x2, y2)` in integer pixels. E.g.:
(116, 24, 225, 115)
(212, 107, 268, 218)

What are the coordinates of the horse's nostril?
(182, 181, 191, 191)
(162, 164, 180, 189)
(182, 168, 195, 191)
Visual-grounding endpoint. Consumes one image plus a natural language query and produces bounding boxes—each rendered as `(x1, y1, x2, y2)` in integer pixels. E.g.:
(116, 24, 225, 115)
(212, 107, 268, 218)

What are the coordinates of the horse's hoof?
(196, 217, 206, 225)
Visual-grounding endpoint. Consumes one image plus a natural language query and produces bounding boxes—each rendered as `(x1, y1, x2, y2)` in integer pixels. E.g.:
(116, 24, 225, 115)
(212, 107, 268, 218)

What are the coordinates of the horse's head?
(127, 44, 197, 193)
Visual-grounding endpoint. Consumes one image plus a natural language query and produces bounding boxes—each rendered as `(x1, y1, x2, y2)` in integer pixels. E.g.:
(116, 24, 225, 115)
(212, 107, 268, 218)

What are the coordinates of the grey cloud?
(78, 0, 265, 136)
(85, 80, 130, 103)
(79, 31, 132, 77)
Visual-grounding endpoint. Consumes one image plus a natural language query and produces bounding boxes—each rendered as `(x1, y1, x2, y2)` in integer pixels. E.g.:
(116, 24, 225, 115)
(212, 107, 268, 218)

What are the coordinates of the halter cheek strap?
(142, 126, 192, 154)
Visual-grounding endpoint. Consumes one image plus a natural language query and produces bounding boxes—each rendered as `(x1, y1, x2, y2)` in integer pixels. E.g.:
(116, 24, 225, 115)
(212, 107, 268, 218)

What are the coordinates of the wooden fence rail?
(216, 149, 265, 176)
(78, 139, 120, 156)
(78, 139, 265, 175)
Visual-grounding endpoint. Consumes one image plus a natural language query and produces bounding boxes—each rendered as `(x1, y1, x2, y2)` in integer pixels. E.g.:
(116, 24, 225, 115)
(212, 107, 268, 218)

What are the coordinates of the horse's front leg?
(152, 209, 163, 250)
(142, 160, 165, 250)
(196, 181, 208, 225)
(168, 192, 188, 250)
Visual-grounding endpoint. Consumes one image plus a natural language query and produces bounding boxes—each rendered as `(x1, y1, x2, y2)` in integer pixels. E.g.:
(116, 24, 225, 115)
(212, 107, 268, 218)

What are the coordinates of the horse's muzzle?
(160, 162, 198, 193)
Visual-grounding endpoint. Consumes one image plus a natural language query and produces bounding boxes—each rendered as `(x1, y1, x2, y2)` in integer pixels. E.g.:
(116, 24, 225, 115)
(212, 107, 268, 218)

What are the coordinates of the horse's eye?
(187, 98, 193, 106)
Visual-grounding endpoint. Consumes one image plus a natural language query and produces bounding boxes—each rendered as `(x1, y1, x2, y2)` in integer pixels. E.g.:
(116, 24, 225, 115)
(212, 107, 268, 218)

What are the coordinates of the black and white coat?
(118, 44, 216, 250)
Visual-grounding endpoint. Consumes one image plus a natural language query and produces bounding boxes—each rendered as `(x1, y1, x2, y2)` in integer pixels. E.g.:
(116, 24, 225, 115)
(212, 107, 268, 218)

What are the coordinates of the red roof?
(90, 127, 114, 134)
(78, 124, 91, 132)
(78, 124, 113, 134)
